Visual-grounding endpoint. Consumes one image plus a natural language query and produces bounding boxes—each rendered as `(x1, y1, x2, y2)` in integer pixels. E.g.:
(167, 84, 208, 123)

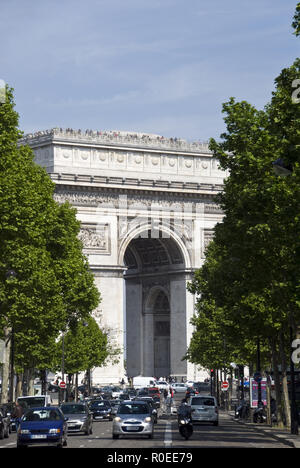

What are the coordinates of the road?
(0, 411, 293, 449)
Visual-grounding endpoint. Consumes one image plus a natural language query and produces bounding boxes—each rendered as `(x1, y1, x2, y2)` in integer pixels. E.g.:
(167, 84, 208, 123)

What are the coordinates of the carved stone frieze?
(78, 223, 111, 254)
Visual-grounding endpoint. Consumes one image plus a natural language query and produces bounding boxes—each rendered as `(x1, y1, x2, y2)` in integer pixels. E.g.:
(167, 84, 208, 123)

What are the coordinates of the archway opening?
(123, 229, 187, 380)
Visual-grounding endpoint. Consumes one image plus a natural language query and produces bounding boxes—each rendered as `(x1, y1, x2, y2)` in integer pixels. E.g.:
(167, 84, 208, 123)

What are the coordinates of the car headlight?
(180, 420, 186, 424)
(49, 428, 61, 434)
(114, 417, 122, 422)
(144, 417, 152, 423)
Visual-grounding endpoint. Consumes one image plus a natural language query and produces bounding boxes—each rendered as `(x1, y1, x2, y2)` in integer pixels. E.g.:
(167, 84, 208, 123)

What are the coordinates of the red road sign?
(59, 381, 66, 389)
(221, 381, 229, 391)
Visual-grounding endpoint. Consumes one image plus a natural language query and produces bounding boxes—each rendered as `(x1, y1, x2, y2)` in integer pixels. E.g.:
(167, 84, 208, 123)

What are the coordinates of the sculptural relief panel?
(78, 223, 111, 255)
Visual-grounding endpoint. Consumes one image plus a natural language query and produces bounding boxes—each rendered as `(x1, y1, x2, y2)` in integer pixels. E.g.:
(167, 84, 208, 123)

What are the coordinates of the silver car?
(112, 400, 154, 439)
(60, 403, 93, 435)
(190, 396, 219, 426)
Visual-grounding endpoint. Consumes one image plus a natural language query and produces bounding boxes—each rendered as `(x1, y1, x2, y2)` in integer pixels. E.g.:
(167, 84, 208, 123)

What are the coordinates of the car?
(100, 386, 114, 399)
(17, 395, 53, 408)
(147, 387, 160, 398)
(156, 381, 168, 390)
(110, 399, 121, 416)
(112, 400, 154, 439)
(171, 383, 188, 393)
(193, 382, 211, 394)
(89, 400, 113, 421)
(133, 397, 158, 423)
(60, 402, 93, 435)
(111, 386, 123, 399)
(0, 407, 10, 439)
(190, 396, 219, 426)
(0, 404, 13, 433)
(127, 388, 137, 399)
(16, 406, 68, 448)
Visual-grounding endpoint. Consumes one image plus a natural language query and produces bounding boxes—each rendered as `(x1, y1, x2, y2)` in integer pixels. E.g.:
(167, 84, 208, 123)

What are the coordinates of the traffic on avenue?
(0, 379, 299, 453)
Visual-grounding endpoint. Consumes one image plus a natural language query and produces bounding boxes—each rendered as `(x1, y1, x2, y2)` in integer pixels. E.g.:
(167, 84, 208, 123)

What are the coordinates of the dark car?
(110, 399, 121, 416)
(17, 406, 68, 448)
(193, 382, 210, 394)
(60, 402, 93, 435)
(147, 388, 161, 408)
(0, 406, 10, 439)
(99, 386, 114, 399)
(127, 388, 137, 399)
(133, 397, 158, 423)
(89, 400, 113, 421)
(0, 404, 13, 433)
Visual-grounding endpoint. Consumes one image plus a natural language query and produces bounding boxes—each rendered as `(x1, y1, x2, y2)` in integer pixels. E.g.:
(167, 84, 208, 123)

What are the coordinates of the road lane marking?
(164, 420, 172, 447)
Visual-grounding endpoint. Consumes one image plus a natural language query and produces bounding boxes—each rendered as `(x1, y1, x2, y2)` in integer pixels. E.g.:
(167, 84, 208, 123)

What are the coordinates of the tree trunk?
(279, 332, 291, 428)
(15, 373, 23, 398)
(0, 328, 11, 404)
(27, 369, 35, 396)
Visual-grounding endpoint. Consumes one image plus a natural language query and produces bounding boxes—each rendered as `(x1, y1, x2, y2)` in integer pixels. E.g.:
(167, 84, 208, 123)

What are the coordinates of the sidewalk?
(229, 410, 300, 448)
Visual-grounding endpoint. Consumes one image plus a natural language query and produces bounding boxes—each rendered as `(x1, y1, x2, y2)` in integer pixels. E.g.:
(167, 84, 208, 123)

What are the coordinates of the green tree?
(292, 2, 300, 36)
(0, 88, 102, 399)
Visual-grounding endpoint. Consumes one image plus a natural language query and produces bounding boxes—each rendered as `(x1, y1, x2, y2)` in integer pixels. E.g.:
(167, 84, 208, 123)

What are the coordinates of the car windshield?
(91, 401, 110, 408)
(191, 397, 215, 406)
(23, 409, 61, 422)
(118, 404, 149, 415)
(60, 404, 86, 414)
(18, 397, 45, 408)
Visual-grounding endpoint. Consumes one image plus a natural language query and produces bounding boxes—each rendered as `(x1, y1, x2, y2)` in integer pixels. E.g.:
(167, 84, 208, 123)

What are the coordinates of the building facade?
(20, 129, 227, 384)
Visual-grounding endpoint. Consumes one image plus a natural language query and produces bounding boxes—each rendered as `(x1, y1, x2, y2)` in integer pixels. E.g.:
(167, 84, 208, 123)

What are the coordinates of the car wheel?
(4, 426, 9, 438)
(148, 432, 154, 439)
(112, 434, 119, 439)
(0, 426, 4, 440)
(213, 421, 219, 426)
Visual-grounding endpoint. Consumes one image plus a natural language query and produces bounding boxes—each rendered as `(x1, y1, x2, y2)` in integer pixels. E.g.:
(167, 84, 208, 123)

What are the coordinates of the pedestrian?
(12, 401, 23, 431)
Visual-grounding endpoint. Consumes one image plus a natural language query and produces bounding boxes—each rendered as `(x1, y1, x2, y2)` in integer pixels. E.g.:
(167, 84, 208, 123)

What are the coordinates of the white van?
(17, 395, 53, 409)
(132, 376, 157, 389)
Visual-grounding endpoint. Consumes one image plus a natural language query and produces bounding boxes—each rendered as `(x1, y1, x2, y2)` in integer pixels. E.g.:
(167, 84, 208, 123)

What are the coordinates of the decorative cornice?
(50, 172, 224, 197)
(19, 128, 212, 155)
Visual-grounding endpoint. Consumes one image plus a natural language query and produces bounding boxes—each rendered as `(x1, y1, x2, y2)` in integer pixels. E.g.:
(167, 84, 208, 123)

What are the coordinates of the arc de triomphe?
(20, 129, 226, 384)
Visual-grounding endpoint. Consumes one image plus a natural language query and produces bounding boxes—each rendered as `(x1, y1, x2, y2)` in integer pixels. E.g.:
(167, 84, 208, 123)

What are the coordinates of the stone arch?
(118, 222, 191, 269)
(123, 224, 189, 380)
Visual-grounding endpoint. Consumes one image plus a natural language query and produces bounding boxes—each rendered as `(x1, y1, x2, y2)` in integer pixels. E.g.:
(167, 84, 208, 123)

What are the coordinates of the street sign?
(250, 378, 267, 408)
(59, 381, 66, 389)
(221, 381, 229, 391)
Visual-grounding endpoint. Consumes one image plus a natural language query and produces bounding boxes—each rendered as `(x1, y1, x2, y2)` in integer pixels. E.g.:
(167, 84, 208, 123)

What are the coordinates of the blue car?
(17, 406, 68, 448)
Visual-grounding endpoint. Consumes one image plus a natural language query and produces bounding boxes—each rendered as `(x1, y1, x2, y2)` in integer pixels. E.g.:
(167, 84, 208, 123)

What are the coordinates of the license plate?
(31, 435, 47, 439)
(126, 426, 140, 431)
(95, 416, 103, 419)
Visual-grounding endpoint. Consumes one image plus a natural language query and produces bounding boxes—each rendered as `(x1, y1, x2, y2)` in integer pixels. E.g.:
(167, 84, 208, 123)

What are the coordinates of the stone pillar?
(185, 278, 196, 381)
(170, 277, 187, 379)
(125, 279, 143, 378)
(143, 312, 154, 376)
(92, 272, 126, 384)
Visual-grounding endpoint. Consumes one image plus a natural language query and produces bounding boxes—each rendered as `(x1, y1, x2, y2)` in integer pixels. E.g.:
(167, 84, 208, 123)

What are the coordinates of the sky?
(0, 0, 299, 142)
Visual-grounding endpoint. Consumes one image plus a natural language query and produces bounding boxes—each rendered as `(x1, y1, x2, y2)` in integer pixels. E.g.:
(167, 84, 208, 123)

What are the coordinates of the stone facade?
(20, 129, 227, 384)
